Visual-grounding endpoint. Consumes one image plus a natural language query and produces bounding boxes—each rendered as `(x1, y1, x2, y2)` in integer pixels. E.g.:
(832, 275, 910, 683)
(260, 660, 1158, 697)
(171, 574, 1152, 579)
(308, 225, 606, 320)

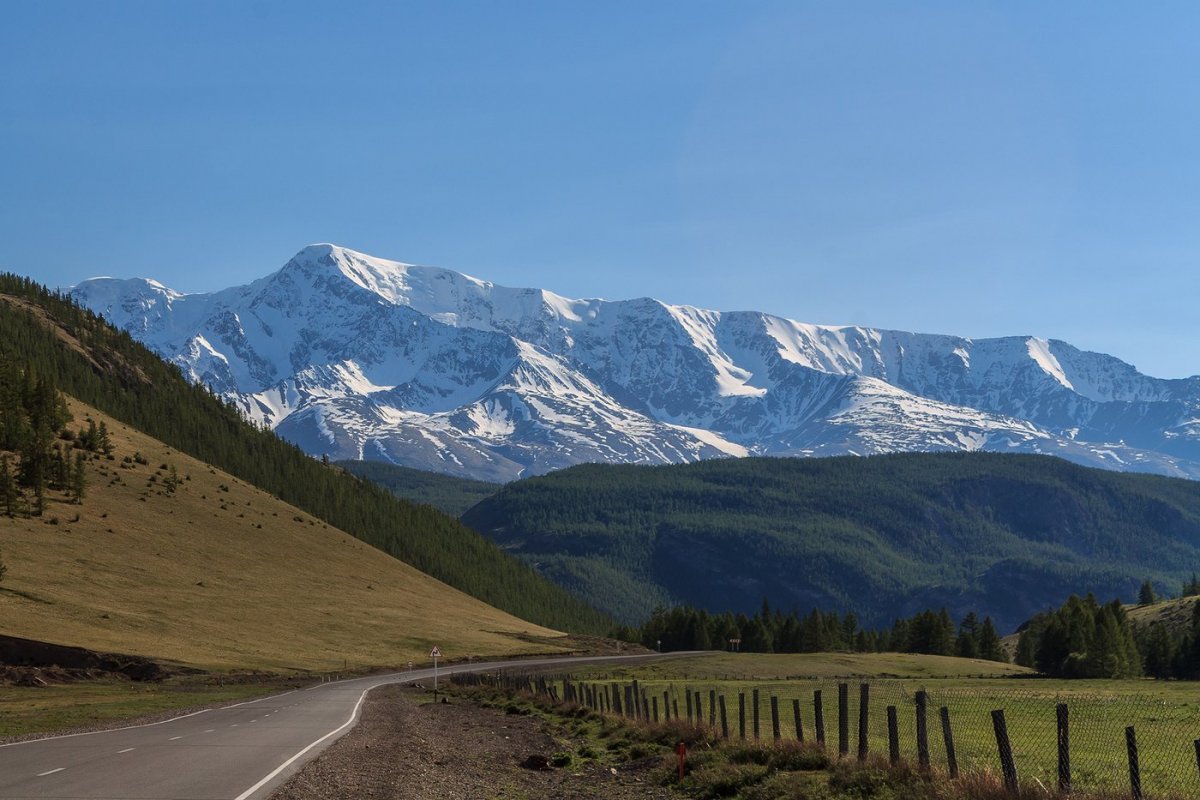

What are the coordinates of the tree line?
(1013, 588, 1200, 680)
(624, 601, 1007, 662)
(0, 359, 111, 516)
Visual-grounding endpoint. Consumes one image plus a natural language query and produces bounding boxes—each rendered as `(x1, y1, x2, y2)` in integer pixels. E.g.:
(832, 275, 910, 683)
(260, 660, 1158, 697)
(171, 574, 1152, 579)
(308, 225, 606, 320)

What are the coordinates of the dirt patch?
(271, 685, 677, 800)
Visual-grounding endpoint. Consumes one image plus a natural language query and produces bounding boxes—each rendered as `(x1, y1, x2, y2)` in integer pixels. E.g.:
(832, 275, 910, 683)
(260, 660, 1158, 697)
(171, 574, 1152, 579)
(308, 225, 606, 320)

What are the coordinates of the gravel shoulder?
(270, 684, 678, 800)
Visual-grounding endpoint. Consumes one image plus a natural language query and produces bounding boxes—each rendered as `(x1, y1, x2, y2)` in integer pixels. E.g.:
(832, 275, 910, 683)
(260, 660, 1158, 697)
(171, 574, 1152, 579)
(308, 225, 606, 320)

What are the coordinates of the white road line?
(117, 747, 135, 754)
(169, 736, 183, 741)
(0, 686, 310, 750)
(204, 729, 215, 733)
(231, 724, 239, 727)
(37, 768, 64, 777)
(232, 686, 373, 800)
(0, 708, 212, 749)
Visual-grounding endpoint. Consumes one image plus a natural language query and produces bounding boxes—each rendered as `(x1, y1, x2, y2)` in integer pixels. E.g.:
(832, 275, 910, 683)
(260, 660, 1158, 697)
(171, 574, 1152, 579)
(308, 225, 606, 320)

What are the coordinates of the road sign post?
(430, 646, 442, 696)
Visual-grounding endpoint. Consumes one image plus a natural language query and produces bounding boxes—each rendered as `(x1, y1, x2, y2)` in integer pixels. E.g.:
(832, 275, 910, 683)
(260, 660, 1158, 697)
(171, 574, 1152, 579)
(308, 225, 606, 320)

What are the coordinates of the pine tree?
(977, 617, 1006, 662)
(0, 455, 15, 517)
(1138, 579, 1156, 605)
(71, 451, 86, 502)
(957, 612, 980, 658)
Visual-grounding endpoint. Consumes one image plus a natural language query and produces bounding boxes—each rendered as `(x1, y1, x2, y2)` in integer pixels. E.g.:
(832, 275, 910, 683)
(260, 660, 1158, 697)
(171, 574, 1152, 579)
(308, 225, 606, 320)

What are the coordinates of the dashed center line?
(204, 729, 215, 733)
(38, 768, 65, 777)
(169, 736, 183, 741)
(117, 747, 135, 754)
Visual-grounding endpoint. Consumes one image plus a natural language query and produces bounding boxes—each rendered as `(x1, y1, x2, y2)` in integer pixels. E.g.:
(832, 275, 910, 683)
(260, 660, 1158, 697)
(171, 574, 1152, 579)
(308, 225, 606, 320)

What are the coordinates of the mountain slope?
(0, 273, 609, 634)
(461, 453, 1200, 629)
(336, 460, 498, 516)
(1, 397, 563, 671)
(70, 244, 1200, 482)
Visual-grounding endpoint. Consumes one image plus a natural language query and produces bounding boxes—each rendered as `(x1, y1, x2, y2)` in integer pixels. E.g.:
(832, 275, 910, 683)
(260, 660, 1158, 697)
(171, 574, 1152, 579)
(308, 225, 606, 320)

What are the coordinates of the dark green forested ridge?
(0, 273, 609, 634)
(338, 460, 499, 516)
(462, 454, 1200, 629)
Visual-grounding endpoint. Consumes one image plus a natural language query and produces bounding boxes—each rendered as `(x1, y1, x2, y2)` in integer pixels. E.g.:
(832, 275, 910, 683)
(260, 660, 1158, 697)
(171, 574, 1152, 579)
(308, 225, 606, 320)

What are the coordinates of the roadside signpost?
(430, 646, 442, 694)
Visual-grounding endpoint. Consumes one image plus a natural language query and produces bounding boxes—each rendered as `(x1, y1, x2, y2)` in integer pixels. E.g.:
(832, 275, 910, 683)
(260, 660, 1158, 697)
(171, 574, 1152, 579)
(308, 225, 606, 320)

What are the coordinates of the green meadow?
(561, 652, 1200, 795)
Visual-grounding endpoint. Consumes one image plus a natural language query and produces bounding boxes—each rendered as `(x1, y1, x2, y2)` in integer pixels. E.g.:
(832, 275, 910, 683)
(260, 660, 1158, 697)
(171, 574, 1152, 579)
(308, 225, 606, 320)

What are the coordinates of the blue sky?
(3, 1, 1197, 378)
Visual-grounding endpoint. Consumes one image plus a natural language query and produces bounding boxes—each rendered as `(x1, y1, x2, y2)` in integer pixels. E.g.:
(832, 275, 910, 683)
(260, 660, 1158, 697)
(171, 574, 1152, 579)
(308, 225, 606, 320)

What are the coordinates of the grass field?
(559, 652, 1200, 795)
(0, 398, 568, 673)
(0, 677, 292, 738)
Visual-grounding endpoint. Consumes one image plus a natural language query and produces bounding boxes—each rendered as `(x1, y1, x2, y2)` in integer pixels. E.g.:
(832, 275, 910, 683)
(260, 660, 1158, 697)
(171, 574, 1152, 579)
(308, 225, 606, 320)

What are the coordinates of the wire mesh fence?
(455, 670, 1200, 797)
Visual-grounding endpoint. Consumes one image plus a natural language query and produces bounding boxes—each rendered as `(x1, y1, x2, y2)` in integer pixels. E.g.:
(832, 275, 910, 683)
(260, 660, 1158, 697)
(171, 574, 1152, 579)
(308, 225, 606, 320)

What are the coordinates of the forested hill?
(0, 274, 608, 634)
(337, 460, 498, 516)
(461, 453, 1200, 629)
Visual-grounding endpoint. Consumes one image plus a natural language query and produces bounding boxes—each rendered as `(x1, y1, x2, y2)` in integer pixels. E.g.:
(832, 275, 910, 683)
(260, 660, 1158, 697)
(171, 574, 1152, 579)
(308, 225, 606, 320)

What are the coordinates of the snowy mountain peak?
(69, 245, 1200, 482)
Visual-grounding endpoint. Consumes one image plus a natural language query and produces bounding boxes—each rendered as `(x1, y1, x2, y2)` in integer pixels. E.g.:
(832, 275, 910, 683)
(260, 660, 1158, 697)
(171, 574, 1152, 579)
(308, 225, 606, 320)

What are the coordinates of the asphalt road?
(0, 652, 674, 800)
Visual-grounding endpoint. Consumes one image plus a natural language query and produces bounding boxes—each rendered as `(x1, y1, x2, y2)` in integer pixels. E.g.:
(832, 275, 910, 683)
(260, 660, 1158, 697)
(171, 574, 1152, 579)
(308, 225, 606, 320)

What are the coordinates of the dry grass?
(0, 398, 570, 673)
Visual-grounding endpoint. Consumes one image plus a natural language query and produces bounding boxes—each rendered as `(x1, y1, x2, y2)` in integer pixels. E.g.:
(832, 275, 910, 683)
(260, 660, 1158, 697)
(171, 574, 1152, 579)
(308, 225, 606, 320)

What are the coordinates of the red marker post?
(675, 741, 687, 781)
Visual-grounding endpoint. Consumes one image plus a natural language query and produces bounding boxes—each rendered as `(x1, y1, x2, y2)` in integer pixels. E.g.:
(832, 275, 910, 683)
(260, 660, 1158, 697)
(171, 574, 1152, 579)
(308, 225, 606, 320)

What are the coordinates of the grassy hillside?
(0, 398, 565, 671)
(462, 454, 1200, 629)
(338, 459, 499, 516)
(0, 274, 608, 634)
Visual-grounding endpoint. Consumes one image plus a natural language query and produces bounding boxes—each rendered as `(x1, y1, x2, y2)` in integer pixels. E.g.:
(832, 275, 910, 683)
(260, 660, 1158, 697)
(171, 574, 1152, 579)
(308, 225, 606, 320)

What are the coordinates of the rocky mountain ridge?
(70, 244, 1200, 481)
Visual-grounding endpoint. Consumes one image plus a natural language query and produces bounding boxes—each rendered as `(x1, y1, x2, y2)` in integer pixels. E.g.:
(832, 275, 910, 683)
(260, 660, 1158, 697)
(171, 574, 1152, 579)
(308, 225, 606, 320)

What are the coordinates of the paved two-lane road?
(0, 653, 674, 800)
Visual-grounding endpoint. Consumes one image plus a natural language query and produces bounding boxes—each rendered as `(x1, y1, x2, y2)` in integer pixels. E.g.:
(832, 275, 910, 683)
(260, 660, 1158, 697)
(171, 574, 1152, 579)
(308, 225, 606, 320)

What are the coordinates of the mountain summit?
(71, 245, 1200, 481)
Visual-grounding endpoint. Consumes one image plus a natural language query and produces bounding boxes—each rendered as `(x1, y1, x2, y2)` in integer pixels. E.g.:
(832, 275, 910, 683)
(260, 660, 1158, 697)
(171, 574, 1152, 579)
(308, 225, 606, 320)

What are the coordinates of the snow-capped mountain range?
(70, 244, 1200, 482)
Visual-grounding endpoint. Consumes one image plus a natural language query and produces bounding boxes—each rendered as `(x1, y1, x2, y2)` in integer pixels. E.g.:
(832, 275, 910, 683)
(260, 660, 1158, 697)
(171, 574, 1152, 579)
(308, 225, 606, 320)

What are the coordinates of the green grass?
(0, 678, 291, 738)
(554, 652, 1200, 795)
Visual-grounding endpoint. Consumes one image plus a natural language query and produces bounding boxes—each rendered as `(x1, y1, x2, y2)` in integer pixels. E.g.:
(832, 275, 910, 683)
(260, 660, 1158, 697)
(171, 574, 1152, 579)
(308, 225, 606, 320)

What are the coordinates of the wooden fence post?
(612, 683, 622, 716)
(838, 683, 849, 758)
(814, 689, 825, 746)
(858, 683, 870, 762)
(915, 691, 930, 770)
(793, 697, 804, 741)
(710, 689, 716, 727)
(753, 688, 761, 740)
(991, 709, 1018, 795)
(719, 694, 729, 739)
(686, 689, 693, 722)
(1057, 703, 1071, 795)
(1126, 726, 1142, 800)
(739, 692, 746, 740)
(771, 695, 781, 741)
(1193, 739, 1200, 784)
(652, 696, 659, 723)
(632, 680, 640, 719)
(939, 706, 958, 778)
(887, 705, 900, 766)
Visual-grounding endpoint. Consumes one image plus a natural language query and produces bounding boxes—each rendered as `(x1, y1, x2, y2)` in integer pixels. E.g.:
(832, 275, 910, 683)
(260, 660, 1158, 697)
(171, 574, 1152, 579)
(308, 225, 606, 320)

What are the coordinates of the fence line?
(450, 670, 1200, 797)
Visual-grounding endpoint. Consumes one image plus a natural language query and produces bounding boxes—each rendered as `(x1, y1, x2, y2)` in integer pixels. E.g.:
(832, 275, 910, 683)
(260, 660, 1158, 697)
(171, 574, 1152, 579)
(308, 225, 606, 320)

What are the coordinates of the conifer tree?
(0, 455, 15, 517)
(977, 616, 1006, 662)
(71, 451, 86, 502)
(1138, 579, 1156, 605)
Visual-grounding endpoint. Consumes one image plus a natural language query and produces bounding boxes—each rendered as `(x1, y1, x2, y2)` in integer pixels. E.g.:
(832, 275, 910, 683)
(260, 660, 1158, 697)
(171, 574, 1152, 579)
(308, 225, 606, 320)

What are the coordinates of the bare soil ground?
(271, 685, 677, 800)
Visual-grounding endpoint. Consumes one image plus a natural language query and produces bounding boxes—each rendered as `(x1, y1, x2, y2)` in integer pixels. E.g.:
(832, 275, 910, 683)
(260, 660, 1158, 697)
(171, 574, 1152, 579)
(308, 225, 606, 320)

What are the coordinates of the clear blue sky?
(3, 1, 1197, 378)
